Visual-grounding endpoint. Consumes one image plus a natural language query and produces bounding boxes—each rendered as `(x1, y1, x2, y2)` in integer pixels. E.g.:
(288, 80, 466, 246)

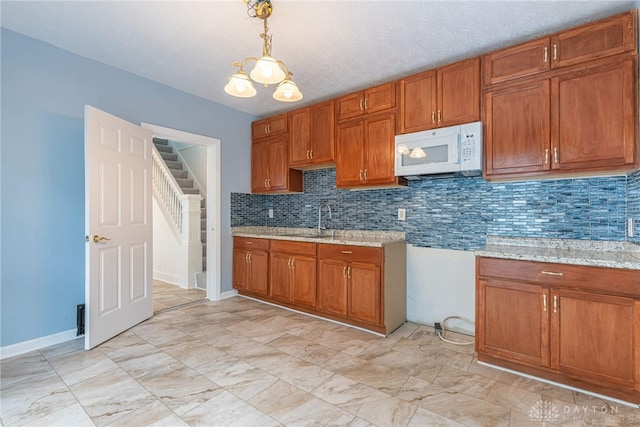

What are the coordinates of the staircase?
(153, 138, 207, 285)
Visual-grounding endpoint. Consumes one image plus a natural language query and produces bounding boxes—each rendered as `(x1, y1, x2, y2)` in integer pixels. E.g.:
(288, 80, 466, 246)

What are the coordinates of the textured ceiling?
(1, 1, 636, 117)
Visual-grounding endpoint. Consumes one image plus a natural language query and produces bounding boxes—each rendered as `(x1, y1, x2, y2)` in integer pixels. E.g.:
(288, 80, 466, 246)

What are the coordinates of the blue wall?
(1, 29, 254, 347)
(232, 168, 636, 250)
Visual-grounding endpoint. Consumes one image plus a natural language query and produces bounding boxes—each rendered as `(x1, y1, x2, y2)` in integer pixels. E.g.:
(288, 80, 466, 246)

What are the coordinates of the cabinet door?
(291, 256, 317, 308)
(477, 279, 550, 368)
(399, 69, 437, 133)
(317, 259, 347, 316)
(438, 57, 480, 128)
(337, 92, 364, 121)
(266, 135, 290, 191)
(232, 249, 249, 291)
(364, 82, 396, 115)
(289, 108, 310, 167)
(270, 253, 292, 302)
(336, 120, 365, 187)
(550, 289, 637, 390)
(552, 59, 636, 170)
(251, 140, 269, 192)
(309, 101, 335, 164)
(483, 38, 551, 85)
(348, 262, 381, 325)
(551, 10, 637, 69)
(267, 113, 288, 136)
(484, 79, 551, 177)
(252, 118, 270, 140)
(248, 250, 269, 296)
(363, 113, 396, 185)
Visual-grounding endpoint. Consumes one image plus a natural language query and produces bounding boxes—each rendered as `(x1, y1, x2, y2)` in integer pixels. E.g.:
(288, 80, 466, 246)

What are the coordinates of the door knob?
(92, 235, 111, 243)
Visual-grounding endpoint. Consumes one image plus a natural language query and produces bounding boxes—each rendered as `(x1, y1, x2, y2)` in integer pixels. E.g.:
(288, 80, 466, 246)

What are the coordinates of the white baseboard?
(219, 290, 238, 300)
(153, 271, 184, 288)
(1, 329, 79, 360)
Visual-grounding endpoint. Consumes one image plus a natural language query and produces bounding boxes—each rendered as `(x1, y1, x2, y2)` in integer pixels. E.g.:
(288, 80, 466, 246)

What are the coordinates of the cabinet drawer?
(270, 239, 316, 256)
(233, 236, 270, 251)
(318, 244, 381, 264)
(477, 257, 640, 297)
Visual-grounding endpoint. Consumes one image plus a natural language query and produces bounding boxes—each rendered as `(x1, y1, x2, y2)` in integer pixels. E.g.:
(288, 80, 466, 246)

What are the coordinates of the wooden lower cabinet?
(476, 257, 640, 403)
(232, 237, 269, 297)
(269, 240, 317, 308)
(233, 237, 406, 335)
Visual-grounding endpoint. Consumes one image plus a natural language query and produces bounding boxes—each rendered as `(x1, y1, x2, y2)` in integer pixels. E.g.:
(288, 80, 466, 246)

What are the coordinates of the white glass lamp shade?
(273, 79, 303, 102)
(250, 56, 286, 85)
(410, 147, 427, 158)
(224, 72, 257, 98)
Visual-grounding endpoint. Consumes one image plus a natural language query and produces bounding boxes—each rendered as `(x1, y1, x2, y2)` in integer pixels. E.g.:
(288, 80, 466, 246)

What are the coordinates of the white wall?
(152, 198, 183, 286)
(406, 245, 476, 334)
(176, 143, 208, 193)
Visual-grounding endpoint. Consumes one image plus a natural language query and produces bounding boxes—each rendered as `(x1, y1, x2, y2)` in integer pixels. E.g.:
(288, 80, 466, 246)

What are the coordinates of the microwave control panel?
(460, 123, 482, 171)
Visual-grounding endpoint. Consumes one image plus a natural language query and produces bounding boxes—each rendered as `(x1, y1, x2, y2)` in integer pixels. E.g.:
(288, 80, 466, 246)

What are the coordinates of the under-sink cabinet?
(476, 257, 640, 404)
(232, 236, 406, 335)
(269, 240, 317, 308)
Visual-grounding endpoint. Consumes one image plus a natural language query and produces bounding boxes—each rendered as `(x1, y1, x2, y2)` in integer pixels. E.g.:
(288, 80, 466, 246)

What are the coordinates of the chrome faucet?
(317, 202, 332, 236)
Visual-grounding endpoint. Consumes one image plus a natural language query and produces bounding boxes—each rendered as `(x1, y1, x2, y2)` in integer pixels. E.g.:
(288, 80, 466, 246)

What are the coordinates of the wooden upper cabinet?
(252, 113, 288, 140)
(484, 38, 551, 85)
(484, 10, 637, 86)
(399, 70, 437, 133)
(438, 58, 481, 128)
(336, 112, 400, 188)
(251, 134, 303, 193)
(288, 108, 310, 166)
(337, 82, 396, 121)
(552, 58, 637, 171)
(484, 79, 551, 177)
(551, 9, 637, 68)
(399, 58, 480, 133)
(289, 101, 335, 168)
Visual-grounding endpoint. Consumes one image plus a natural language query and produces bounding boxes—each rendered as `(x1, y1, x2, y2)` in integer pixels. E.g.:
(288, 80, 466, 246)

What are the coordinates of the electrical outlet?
(398, 208, 406, 221)
(268, 208, 274, 219)
(628, 218, 634, 237)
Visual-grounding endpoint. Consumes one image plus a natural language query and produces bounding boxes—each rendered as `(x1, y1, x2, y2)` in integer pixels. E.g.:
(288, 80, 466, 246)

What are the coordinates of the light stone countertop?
(476, 236, 640, 270)
(232, 227, 405, 248)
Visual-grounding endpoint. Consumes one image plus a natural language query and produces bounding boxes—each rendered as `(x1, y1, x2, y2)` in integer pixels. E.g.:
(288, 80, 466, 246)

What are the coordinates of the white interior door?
(85, 105, 153, 350)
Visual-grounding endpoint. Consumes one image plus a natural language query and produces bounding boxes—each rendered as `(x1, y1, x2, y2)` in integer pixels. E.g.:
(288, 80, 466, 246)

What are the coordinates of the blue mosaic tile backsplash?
(231, 168, 637, 251)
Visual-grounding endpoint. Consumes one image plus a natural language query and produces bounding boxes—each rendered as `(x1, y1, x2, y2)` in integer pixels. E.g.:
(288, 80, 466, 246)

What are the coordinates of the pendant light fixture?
(224, 0, 303, 103)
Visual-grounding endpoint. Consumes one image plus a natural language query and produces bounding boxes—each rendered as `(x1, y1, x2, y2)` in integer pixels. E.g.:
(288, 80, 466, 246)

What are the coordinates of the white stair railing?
(152, 147, 183, 238)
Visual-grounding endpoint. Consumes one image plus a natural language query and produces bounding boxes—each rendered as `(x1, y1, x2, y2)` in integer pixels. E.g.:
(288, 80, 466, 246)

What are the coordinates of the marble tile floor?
(2, 296, 639, 427)
(153, 280, 206, 313)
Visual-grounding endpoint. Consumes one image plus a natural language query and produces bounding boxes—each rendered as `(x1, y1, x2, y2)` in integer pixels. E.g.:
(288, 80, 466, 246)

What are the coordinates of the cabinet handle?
(542, 271, 563, 276)
(553, 147, 559, 164)
(306, 150, 310, 159)
(543, 294, 547, 312)
(291, 258, 295, 269)
(247, 252, 252, 262)
(359, 170, 363, 181)
(431, 111, 436, 124)
(544, 149, 549, 164)
(264, 124, 268, 135)
(437, 110, 442, 123)
(553, 44, 558, 61)
(245, 252, 249, 262)
(264, 179, 268, 188)
(287, 258, 292, 268)
(341, 250, 353, 254)
(359, 99, 364, 111)
(543, 46, 548, 63)
(309, 149, 313, 159)
(364, 169, 368, 180)
(553, 295, 558, 313)
(245, 241, 253, 245)
(343, 266, 347, 277)
(364, 98, 368, 110)
(347, 266, 351, 279)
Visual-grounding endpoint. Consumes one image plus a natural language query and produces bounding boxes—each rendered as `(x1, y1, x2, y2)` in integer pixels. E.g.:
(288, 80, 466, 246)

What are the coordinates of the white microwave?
(394, 121, 482, 178)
